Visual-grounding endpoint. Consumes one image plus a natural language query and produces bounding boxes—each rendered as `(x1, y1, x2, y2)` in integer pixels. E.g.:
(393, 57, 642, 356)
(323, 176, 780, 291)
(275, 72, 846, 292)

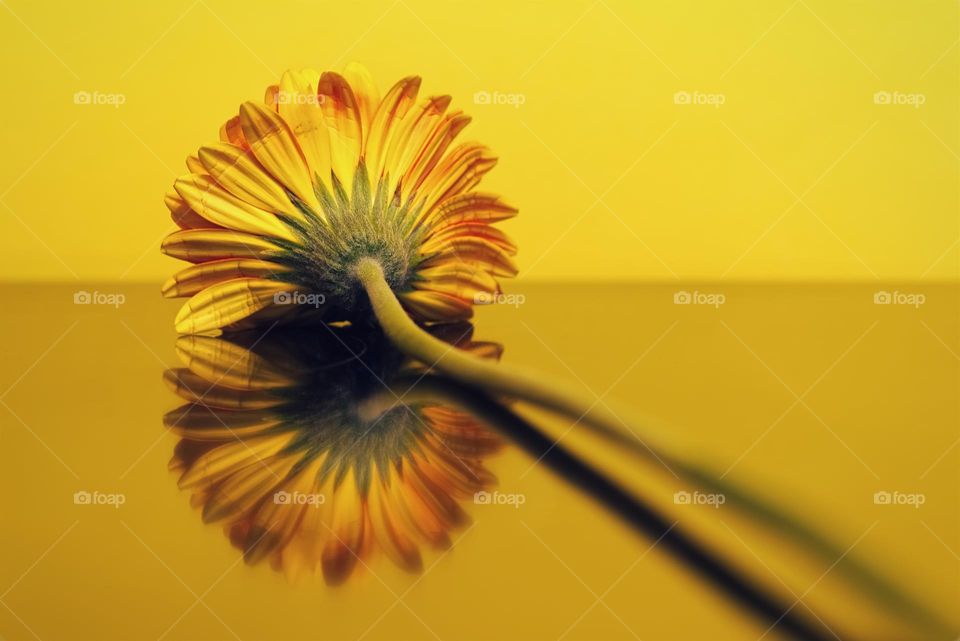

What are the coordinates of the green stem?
(356, 257, 656, 458)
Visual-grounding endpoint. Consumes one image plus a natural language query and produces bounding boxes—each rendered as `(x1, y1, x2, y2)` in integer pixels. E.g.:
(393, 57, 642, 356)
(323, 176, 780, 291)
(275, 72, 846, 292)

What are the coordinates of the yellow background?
(0, 0, 957, 283)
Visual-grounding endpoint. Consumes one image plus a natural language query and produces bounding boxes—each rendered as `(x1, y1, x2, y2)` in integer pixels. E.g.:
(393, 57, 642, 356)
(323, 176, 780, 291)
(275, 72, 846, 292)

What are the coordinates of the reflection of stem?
(397, 375, 838, 641)
(358, 258, 949, 638)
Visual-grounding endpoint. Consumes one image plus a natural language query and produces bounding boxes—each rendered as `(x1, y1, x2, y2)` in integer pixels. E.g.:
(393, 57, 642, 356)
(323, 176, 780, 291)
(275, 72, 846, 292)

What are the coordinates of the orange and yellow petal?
(161, 258, 288, 298)
(174, 278, 299, 335)
(174, 173, 296, 240)
(239, 101, 321, 212)
(161, 229, 282, 263)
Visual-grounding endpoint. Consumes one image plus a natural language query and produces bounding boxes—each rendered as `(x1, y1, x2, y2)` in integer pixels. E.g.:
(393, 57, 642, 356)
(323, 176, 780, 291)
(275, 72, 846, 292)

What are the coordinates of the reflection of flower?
(161, 63, 518, 335)
(165, 325, 501, 584)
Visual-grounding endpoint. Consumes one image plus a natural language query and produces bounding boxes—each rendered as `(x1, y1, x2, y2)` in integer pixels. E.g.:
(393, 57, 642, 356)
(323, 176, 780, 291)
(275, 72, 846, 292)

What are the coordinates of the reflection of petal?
(164, 404, 282, 439)
(322, 468, 366, 585)
(178, 434, 294, 490)
(202, 453, 298, 523)
(245, 456, 324, 565)
(163, 369, 282, 409)
(369, 476, 423, 573)
(165, 324, 501, 584)
(175, 335, 301, 390)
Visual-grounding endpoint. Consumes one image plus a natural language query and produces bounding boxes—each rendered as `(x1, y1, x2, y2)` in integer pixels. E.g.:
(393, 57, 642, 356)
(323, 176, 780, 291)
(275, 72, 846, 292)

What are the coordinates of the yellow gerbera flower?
(164, 323, 502, 584)
(162, 63, 517, 335)
(156, 62, 663, 526)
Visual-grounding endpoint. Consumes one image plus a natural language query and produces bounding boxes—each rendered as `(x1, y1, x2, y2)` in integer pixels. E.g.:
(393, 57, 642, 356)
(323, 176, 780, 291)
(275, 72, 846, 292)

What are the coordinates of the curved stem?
(356, 257, 654, 457)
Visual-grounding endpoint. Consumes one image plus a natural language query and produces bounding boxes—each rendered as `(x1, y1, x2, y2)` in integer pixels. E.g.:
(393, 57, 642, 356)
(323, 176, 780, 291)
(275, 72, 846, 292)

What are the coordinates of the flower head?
(162, 64, 517, 335)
